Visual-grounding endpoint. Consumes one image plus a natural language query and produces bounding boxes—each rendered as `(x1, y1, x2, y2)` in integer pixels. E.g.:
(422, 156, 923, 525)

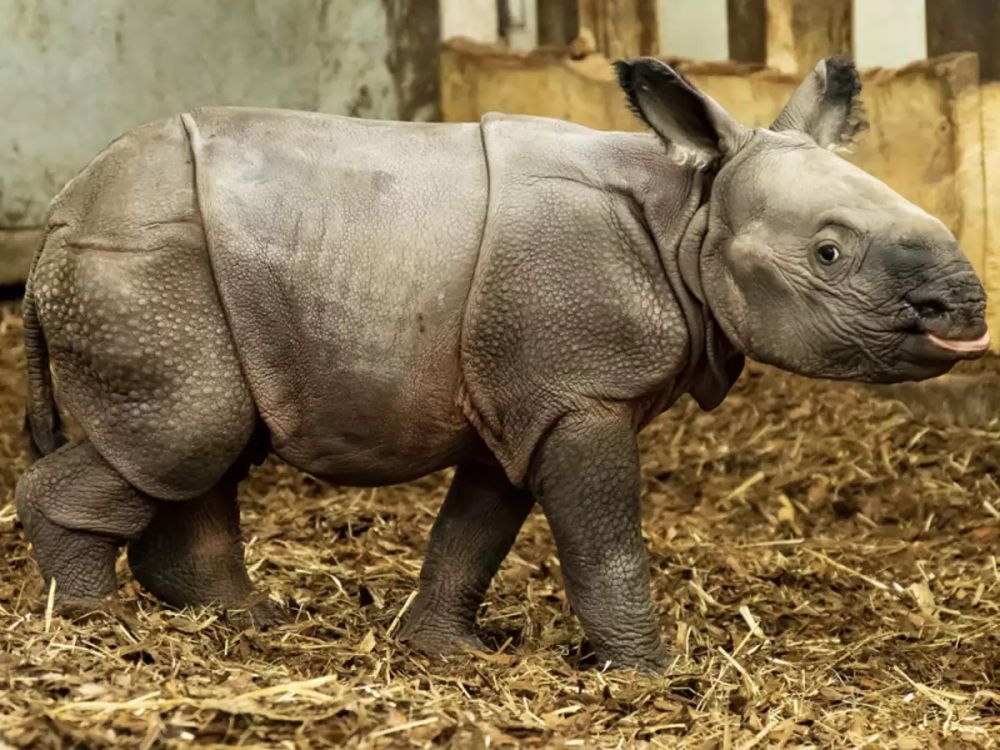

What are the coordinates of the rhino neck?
(660, 183, 745, 410)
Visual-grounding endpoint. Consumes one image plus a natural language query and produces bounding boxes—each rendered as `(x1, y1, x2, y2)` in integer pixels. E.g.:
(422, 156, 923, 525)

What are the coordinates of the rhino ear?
(614, 58, 749, 164)
(771, 57, 868, 149)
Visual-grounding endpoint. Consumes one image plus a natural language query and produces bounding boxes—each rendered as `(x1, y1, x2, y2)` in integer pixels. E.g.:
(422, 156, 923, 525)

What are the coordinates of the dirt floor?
(1, 299, 1000, 749)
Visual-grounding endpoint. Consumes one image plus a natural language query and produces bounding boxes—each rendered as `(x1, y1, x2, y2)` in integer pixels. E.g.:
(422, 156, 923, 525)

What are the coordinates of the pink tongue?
(927, 330, 990, 353)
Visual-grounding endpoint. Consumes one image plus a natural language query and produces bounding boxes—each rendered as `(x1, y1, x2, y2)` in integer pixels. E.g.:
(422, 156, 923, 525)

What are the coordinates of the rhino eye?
(816, 243, 840, 265)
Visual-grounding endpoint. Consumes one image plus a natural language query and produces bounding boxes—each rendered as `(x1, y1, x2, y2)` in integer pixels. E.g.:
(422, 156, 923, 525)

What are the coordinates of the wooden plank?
(727, 0, 766, 63)
(926, 0, 1000, 81)
(766, 0, 852, 75)
(980, 81, 1000, 341)
(577, 0, 659, 59)
(942, 53, 986, 284)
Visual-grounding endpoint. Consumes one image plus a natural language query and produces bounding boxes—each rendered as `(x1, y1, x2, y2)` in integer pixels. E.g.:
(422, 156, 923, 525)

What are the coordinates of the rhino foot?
(578, 641, 668, 674)
(54, 594, 139, 623)
(397, 614, 487, 658)
(527, 410, 670, 675)
(222, 597, 287, 631)
(127, 459, 270, 619)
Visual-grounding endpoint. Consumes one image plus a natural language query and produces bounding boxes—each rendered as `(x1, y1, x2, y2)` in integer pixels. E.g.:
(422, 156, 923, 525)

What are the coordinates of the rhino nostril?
(912, 298, 950, 319)
(906, 292, 952, 319)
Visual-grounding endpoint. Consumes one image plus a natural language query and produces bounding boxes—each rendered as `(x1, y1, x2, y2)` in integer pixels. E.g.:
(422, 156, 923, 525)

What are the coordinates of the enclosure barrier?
(441, 39, 1000, 349)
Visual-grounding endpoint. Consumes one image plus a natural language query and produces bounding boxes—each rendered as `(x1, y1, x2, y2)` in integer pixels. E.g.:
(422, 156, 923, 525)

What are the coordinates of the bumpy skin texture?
(460, 116, 715, 483)
(32, 118, 256, 500)
(18, 58, 988, 668)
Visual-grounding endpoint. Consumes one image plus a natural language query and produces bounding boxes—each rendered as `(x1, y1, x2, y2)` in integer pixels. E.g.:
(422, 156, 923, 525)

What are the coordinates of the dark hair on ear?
(613, 59, 702, 133)
(824, 57, 868, 146)
(612, 57, 728, 163)
(613, 60, 648, 128)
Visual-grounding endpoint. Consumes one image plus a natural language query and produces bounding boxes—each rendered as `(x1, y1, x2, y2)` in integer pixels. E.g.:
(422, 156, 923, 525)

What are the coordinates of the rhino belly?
(182, 108, 488, 484)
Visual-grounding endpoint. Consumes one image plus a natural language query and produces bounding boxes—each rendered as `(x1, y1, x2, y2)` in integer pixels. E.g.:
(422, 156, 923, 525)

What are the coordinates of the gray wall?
(0, 0, 438, 282)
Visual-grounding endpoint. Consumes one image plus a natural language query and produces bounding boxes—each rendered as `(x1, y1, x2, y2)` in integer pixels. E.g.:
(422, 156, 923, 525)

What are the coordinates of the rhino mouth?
(897, 288, 988, 361)
(926, 330, 990, 355)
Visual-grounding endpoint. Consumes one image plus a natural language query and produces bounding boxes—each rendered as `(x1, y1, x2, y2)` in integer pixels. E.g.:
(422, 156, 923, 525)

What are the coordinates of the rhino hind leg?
(127, 455, 283, 628)
(15, 440, 156, 613)
(398, 459, 534, 657)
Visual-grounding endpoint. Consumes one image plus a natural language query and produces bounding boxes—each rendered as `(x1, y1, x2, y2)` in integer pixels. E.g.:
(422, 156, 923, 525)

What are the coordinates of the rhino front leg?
(399, 459, 534, 656)
(528, 410, 666, 671)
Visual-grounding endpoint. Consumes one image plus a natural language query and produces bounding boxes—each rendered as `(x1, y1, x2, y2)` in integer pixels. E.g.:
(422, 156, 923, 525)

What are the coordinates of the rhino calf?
(16, 58, 987, 670)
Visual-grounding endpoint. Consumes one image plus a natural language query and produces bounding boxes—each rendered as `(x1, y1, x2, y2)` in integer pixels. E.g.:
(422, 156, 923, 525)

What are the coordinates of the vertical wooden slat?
(766, 0, 852, 75)
(926, 0, 1000, 81)
(537, 0, 579, 48)
(385, 0, 441, 121)
(982, 81, 1000, 342)
(727, 0, 766, 63)
(944, 54, 986, 282)
(576, 0, 659, 59)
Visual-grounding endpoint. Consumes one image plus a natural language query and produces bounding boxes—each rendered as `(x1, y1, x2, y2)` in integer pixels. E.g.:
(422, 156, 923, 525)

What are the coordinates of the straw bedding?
(1, 300, 998, 749)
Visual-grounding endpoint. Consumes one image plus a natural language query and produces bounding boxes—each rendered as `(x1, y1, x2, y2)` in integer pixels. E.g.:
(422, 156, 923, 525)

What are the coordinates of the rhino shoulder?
(460, 116, 693, 484)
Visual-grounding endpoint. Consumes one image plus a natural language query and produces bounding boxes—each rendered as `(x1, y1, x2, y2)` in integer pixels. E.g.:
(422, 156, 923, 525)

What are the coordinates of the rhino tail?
(22, 251, 67, 461)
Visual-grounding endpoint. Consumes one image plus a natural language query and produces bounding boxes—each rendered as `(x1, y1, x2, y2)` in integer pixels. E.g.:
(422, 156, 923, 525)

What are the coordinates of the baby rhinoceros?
(17, 58, 988, 670)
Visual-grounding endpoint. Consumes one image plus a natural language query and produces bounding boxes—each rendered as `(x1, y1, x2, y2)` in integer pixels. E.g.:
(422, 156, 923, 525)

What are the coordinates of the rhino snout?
(903, 275, 988, 359)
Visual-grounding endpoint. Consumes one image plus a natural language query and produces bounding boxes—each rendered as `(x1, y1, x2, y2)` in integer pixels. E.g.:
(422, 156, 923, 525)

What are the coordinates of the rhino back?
(184, 108, 486, 483)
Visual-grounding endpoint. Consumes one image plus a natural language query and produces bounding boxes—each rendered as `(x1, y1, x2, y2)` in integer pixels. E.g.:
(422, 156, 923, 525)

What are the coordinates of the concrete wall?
(441, 0, 499, 44)
(659, 0, 728, 61)
(0, 0, 438, 284)
(854, 0, 927, 69)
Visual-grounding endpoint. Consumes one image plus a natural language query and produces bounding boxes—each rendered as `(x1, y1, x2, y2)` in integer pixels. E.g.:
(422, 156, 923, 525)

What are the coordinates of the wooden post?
(765, 0, 852, 75)
(926, 0, 1000, 80)
(576, 0, 659, 59)
(727, 0, 766, 63)
(538, 0, 579, 48)
(385, 0, 441, 121)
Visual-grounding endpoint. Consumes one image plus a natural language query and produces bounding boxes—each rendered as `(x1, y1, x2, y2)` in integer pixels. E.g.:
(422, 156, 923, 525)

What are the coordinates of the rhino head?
(616, 57, 988, 383)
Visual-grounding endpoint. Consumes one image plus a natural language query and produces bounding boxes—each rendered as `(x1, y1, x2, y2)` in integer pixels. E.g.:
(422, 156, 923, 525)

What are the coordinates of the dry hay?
(1, 298, 999, 749)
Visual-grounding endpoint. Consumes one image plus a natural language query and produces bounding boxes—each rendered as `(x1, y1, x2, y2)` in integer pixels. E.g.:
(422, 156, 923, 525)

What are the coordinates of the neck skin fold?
(648, 171, 742, 410)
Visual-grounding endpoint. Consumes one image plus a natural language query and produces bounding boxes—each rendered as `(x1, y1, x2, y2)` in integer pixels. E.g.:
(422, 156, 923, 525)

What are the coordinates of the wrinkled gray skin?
(17, 58, 988, 670)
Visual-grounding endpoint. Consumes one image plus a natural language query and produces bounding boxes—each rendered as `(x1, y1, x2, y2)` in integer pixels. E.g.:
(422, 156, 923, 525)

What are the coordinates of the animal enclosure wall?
(982, 82, 1000, 344)
(0, 0, 439, 286)
(441, 40, 1000, 346)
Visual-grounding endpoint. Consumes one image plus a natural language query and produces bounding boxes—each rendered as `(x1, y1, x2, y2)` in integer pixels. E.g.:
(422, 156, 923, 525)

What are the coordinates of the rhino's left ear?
(771, 57, 868, 149)
(615, 58, 749, 163)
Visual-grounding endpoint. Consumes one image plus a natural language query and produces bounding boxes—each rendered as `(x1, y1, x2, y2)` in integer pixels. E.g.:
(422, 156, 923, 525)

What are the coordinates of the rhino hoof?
(222, 597, 287, 630)
(398, 621, 486, 659)
(53, 594, 140, 626)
